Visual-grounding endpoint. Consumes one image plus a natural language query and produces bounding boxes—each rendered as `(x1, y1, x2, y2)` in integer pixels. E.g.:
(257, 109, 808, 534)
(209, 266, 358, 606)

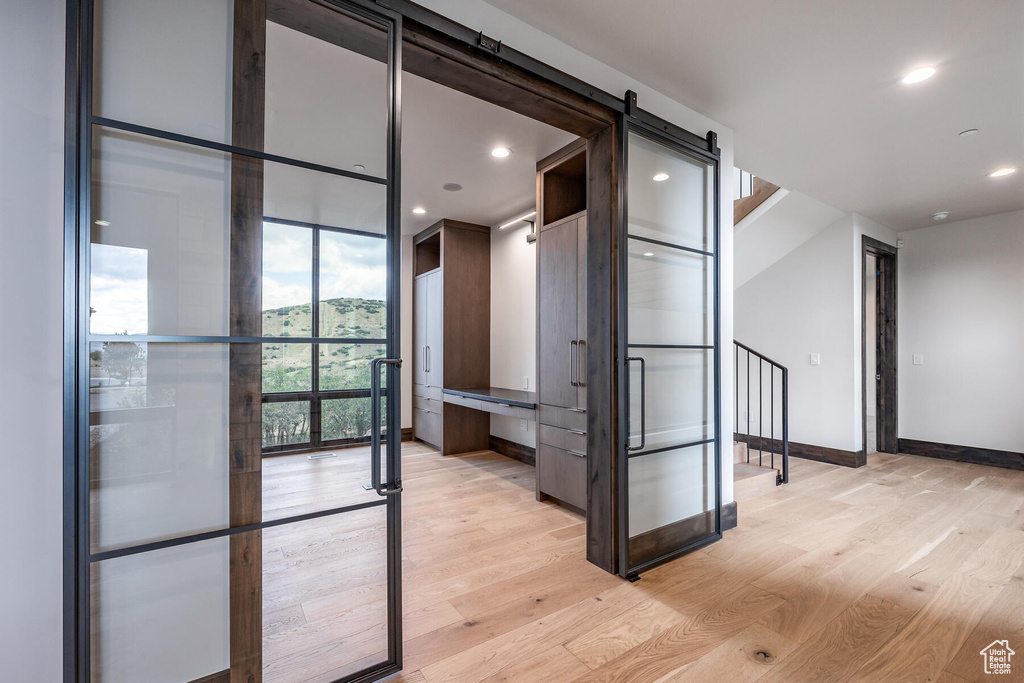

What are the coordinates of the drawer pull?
(567, 429, 586, 435)
(498, 403, 512, 407)
(568, 407, 586, 413)
(567, 449, 586, 458)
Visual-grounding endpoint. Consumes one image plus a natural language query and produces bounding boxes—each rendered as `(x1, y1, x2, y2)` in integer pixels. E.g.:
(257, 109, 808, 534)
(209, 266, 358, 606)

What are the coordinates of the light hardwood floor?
(265, 442, 1024, 683)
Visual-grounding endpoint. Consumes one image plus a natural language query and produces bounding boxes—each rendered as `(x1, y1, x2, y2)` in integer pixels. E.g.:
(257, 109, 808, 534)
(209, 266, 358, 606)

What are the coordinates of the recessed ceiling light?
(94, 219, 110, 226)
(643, 252, 655, 257)
(989, 167, 1017, 178)
(958, 129, 978, 137)
(932, 211, 950, 221)
(901, 66, 936, 84)
(652, 173, 669, 182)
(443, 183, 463, 192)
(353, 164, 366, 172)
(412, 207, 426, 215)
(491, 147, 511, 158)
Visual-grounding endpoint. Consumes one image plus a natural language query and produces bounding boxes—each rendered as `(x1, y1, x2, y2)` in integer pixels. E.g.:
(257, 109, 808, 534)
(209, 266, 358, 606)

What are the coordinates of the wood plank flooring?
(263, 443, 1024, 683)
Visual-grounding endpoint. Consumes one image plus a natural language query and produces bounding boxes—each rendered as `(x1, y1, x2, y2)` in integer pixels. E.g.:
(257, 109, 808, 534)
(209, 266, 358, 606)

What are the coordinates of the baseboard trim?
(488, 434, 536, 466)
(401, 427, 414, 442)
(898, 438, 1024, 471)
(722, 501, 737, 531)
(734, 432, 865, 468)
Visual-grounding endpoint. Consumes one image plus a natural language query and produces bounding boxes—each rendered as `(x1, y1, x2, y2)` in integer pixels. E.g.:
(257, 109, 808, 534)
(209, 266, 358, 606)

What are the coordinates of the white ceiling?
(401, 73, 577, 234)
(482, 0, 1024, 231)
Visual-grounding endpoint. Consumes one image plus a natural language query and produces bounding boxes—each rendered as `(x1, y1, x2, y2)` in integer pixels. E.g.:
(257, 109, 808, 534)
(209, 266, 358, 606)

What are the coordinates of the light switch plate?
(522, 375, 529, 389)
(810, 353, 821, 366)
(913, 354, 924, 365)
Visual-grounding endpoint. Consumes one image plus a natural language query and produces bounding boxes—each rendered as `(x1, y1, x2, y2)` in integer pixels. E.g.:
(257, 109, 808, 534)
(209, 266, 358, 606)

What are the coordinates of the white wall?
(734, 208, 897, 454)
(0, 0, 66, 679)
(736, 215, 858, 451)
(898, 210, 1024, 452)
(489, 220, 537, 448)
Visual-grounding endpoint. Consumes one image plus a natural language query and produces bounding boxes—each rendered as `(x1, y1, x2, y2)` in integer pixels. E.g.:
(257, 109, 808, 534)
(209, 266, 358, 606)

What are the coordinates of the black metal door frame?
(63, 0, 404, 680)
(615, 97, 723, 579)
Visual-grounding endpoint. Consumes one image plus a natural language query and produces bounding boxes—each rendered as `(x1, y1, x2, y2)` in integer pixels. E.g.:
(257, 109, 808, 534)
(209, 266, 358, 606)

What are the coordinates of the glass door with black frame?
(78, 0, 403, 681)
(619, 125, 720, 578)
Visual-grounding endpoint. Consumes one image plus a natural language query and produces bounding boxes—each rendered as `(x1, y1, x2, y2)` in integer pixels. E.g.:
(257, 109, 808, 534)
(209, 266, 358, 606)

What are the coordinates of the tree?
(102, 342, 146, 386)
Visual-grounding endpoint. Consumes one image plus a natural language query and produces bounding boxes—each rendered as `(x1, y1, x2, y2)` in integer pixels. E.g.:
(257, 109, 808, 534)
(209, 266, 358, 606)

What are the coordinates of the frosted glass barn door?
(78, 0, 404, 681)
(620, 127, 720, 577)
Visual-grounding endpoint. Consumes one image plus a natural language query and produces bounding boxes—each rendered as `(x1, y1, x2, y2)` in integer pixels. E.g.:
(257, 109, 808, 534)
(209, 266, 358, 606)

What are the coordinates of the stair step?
(733, 461, 779, 502)
(734, 441, 781, 467)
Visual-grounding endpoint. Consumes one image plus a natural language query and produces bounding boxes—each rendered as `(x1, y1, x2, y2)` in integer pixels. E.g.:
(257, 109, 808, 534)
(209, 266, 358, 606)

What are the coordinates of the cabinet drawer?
(487, 402, 536, 421)
(539, 423, 586, 454)
(413, 395, 441, 415)
(537, 443, 586, 511)
(443, 393, 482, 411)
(414, 408, 441, 448)
(538, 404, 587, 432)
(413, 384, 442, 401)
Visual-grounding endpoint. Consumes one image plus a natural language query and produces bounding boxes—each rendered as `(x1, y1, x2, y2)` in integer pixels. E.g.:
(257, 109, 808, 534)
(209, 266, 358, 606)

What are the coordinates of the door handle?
(577, 339, 586, 388)
(425, 345, 430, 374)
(569, 340, 578, 387)
(625, 356, 646, 452)
(371, 357, 403, 496)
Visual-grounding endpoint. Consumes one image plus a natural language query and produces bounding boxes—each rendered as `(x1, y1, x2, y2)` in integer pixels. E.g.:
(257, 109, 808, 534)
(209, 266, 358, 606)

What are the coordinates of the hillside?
(262, 297, 387, 394)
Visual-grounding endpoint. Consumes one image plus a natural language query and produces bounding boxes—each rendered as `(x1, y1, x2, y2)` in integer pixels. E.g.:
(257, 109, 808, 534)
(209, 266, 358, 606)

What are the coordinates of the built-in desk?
(442, 387, 537, 421)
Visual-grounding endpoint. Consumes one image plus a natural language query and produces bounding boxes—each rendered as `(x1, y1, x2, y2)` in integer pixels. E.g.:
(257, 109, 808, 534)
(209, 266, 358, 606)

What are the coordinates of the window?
(260, 219, 387, 453)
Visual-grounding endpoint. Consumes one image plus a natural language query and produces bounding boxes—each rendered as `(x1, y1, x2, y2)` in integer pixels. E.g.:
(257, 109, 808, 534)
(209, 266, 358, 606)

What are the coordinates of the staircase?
(733, 442, 782, 501)
(734, 340, 789, 498)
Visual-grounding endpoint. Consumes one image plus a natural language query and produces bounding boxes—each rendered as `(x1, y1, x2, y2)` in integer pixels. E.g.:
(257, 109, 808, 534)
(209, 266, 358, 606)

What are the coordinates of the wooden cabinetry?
(412, 219, 490, 454)
(536, 139, 588, 512)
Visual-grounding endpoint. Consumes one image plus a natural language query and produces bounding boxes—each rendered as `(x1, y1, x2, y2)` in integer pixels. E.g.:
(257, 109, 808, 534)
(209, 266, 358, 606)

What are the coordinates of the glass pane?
(628, 443, 716, 538)
(89, 342, 229, 552)
(627, 132, 712, 252)
(90, 538, 230, 683)
(319, 230, 387, 339)
(627, 349, 714, 453)
(262, 222, 312, 337)
(322, 397, 388, 442)
(262, 401, 311, 449)
(320, 344, 387, 391)
(265, 12, 389, 174)
(627, 239, 713, 346)
(262, 508, 389, 682)
(90, 127, 231, 337)
(264, 161, 386, 237)
(262, 344, 312, 393)
(93, 0, 233, 143)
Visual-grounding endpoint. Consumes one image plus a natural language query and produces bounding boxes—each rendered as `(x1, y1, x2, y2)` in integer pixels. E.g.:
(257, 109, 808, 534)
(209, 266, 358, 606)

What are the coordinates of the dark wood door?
(539, 217, 579, 408)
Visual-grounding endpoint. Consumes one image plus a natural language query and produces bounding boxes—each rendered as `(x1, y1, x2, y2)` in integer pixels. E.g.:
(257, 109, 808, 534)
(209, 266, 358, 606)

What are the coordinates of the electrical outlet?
(810, 353, 821, 366)
(522, 375, 529, 390)
(519, 419, 528, 432)
(913, 354, 924, 366)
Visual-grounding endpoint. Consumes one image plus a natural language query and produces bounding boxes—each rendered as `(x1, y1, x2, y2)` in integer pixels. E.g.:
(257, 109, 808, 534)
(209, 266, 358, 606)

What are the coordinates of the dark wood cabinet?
(412, 219, 490, 454)
(536, 139, 588, 512)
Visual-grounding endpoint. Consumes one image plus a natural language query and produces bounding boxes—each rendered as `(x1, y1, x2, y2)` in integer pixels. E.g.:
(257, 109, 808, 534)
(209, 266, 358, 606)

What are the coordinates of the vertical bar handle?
(577, 339, 586, 388)
(371, 357, 403, 496)
(625, 356, 646, 452)
(570, 340, 578, 387)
